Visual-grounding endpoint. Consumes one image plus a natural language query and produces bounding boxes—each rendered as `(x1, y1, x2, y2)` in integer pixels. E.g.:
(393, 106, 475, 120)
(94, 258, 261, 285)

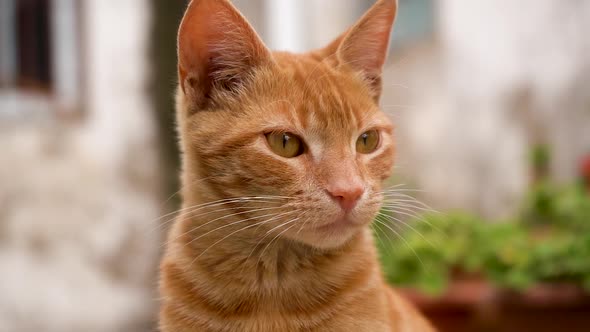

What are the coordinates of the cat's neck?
(165, 203, 383, 314)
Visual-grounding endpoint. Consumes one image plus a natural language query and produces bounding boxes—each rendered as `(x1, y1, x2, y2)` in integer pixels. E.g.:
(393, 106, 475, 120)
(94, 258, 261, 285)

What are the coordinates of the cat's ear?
(178, 0, 272, 109)
(317, 0, 397, 101)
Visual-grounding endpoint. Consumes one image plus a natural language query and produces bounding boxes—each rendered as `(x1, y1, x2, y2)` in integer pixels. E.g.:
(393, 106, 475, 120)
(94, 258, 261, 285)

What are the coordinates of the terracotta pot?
(400, 280, 590, 332)
(493, 284, 590, 332)
(498, 283, 590, 308)
(399, 277, 493, 332)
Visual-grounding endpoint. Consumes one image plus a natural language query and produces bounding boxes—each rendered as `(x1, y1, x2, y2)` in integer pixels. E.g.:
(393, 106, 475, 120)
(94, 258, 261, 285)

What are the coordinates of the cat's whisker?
(374, 213, 426, 270)
(183, 209, 296, 249)
(252, 208, 294, 233)
(380, 183, 408, 190)
(158, 175, 215, 209)
(176, 197, 288, 220)
(382, 199, 436, 216)
(191, 212, 299, 267)
(382, 195, 436, 215)
(382, 194, 428, 201)
(370, 222, 388, 250)
(372, 215, 399, 248)
(382, 190, 429, 197)
(380, 186, 444, 236)
(149, 196, 290, 234)
(382, 205, 429, 218)
(295, 215, 311, 236)
(380, 207, 447, 239)
(377, 212, 438, 249)
(152, 195, 287, 226)
(382, 201, 438, 215)
(382, 192, 438, 212)
(382, 194, 427, 202)
(382, 195, 431, 208)
(381, 183, 418, 189)
(256, 218, 302, 269)
(381, 206, 437, 227)
(261, 215, 301, 237)
(381, 188, 429, 195)
(381, 204, 426, 218)
(164, 205, 289, 248)
(154, 199, 280, 232)
(239, 212, 301, 274)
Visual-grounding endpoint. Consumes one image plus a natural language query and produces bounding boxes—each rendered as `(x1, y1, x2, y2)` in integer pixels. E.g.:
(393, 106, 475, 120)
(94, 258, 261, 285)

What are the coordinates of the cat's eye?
(356, 130, 380, 154)
(266, 132, 304, 158)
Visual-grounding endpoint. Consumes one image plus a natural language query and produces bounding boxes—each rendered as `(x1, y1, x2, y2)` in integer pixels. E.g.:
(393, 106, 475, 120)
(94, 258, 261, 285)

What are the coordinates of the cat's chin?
(287, 218, 368, 250)
(314, 217, 358, 234)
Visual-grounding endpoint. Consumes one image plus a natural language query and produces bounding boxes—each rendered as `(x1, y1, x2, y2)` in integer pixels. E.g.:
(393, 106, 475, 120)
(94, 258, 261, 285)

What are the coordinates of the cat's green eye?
(266, 132, 304, 158)
(356, 130, 380, 154)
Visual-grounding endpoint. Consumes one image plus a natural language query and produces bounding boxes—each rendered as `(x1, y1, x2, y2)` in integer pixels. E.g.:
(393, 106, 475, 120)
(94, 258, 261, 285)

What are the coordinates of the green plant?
(530, 144, 550, 179)
(377, 184, 590, 295)
(376, 212, 483, 295)
(522, 182, 590, 230)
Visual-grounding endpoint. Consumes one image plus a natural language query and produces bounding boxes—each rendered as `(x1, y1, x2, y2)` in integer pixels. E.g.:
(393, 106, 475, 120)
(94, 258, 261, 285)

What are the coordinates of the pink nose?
(326, 182, 365, 212)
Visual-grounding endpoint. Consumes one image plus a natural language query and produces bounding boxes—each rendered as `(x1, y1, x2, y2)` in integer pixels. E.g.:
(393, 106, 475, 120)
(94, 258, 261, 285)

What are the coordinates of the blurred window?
(261, 0, 435, 53)
(0, 0, 17, 88)
(17, 0, 53, 91)
(392, 0, 434, 47)
(0, 0, 82, 118)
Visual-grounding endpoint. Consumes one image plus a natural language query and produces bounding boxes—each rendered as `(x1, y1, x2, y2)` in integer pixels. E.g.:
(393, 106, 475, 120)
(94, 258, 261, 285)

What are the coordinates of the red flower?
(582, 155, 590, 178)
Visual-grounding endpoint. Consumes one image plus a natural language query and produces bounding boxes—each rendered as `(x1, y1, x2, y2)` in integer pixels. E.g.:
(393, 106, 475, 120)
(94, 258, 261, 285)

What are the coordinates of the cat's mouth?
(288, 210, 375, 249)
(314, 216, 362, 234)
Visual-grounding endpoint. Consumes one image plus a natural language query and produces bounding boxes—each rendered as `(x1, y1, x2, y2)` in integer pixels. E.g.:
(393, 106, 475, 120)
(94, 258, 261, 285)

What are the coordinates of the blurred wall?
(441, 0, 590, 184)
(380, 0, 590, 218)
(0, 1, 161, 331)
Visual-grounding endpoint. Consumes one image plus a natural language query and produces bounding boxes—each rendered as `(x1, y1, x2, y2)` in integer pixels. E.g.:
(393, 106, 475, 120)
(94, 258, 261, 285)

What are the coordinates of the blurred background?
(1, 0, 589, 331)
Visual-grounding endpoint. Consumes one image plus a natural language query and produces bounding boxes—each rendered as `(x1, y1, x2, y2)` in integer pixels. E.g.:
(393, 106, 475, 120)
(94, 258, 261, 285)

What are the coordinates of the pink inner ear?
(177, 0, 271, 96)
(332, 0, 397, 77)
(177, 0, 220, 93)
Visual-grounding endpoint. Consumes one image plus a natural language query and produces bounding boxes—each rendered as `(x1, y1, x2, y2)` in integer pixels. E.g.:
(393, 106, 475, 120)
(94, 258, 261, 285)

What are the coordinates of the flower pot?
(400, 280, 590, 332)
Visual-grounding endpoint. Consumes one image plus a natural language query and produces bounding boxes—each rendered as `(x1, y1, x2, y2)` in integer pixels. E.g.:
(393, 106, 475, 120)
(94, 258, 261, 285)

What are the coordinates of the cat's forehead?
(259, 53, 384, 137)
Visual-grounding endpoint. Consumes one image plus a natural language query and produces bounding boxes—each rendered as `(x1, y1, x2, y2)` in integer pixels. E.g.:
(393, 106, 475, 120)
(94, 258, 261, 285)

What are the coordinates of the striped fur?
(159, 0, 436, 331)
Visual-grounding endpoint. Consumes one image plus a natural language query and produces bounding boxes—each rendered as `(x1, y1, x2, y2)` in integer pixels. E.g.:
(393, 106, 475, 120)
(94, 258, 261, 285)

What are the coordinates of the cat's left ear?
(317, 0, 397, 101)
(177, 0, 272, 110)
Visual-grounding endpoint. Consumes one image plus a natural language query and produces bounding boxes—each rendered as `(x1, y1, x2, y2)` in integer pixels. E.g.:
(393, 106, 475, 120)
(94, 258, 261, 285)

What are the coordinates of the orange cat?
(159, 0, 436, 331)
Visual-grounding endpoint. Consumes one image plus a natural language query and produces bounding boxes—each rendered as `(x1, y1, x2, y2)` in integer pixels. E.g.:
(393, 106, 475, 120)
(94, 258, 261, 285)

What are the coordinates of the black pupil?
(363, 133, 369, 145)
(283, 134, 290, 148)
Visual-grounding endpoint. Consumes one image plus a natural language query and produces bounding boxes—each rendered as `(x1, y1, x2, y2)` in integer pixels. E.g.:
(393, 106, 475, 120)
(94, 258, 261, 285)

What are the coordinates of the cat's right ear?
(178, 0, 272, 109)
(314, 0, 397, 102)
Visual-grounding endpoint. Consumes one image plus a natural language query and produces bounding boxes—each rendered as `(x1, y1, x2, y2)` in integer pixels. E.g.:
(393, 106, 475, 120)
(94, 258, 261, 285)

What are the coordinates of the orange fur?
(159, 0, 436, 331)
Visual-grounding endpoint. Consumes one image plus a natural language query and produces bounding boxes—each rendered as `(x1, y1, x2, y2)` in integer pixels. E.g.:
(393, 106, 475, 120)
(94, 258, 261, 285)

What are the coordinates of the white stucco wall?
(385, 0, 590, 217)
(0, 1, 161, 331)
(440, 0, 590, 182)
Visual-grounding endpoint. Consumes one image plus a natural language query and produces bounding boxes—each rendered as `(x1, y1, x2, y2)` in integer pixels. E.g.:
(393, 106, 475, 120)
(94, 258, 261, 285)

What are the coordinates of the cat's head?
(177, 0, 397, 249)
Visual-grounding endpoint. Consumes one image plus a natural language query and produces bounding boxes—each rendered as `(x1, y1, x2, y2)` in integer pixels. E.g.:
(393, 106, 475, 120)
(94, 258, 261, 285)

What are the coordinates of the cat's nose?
(326, 181, 365, 212)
